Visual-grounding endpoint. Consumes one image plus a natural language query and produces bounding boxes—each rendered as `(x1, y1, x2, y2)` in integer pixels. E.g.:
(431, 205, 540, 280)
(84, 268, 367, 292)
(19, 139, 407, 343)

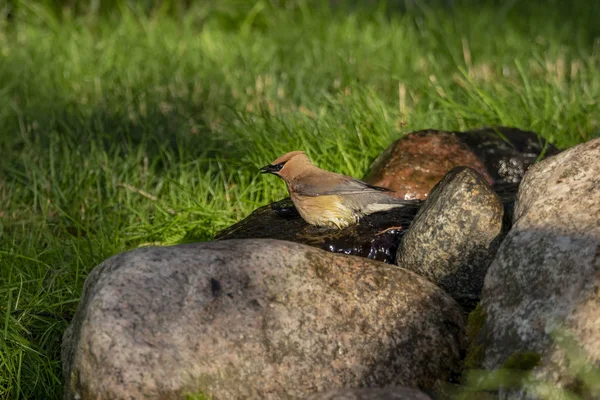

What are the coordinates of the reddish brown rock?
(364, 127, 559, 201)
(364, 130, 493, 200)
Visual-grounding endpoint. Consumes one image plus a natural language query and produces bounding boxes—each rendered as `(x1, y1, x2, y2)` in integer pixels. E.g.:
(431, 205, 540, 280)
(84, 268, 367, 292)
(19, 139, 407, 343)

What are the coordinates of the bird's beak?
(260, 164, 278, 174)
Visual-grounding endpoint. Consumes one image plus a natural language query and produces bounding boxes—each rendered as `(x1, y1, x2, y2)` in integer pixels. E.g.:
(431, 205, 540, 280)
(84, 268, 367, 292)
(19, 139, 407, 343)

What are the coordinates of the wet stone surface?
(454, 127, 560, 191)
(216, 198, 423, 264)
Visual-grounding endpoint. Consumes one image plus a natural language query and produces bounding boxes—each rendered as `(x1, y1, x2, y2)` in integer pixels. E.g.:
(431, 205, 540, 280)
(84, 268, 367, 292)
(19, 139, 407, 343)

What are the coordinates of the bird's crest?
(271, 151, 307, 165)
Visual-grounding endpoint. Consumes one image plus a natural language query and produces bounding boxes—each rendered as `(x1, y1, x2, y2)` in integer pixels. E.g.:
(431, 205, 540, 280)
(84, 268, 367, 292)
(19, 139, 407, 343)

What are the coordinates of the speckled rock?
(396, 167, 504, 309)
(216, 198, 422, 263)
(62, 239, 465, 400)
(364, 127, 559, 201)
(475, 138, 600, 395)
(306, 387, 433, 400)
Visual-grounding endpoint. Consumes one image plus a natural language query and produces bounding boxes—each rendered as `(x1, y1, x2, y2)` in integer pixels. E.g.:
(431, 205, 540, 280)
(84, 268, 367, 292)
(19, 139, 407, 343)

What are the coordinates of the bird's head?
(260, 151, 313, 181)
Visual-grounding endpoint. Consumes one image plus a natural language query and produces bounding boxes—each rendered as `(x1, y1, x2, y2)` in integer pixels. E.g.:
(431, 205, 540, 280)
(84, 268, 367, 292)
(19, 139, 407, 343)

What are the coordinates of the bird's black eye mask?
(260, 162, 286, 174)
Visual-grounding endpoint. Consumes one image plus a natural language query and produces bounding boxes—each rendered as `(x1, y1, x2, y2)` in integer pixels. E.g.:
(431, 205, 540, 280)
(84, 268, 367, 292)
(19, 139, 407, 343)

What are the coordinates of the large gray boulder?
(62, 239, 465, 400)
(474, 138, 600, 396)
(396, 167, 504, 309)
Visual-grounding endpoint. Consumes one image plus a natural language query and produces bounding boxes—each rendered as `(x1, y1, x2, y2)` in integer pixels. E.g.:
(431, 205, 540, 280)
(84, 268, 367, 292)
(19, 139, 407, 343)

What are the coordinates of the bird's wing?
(291, 172, 392, 197)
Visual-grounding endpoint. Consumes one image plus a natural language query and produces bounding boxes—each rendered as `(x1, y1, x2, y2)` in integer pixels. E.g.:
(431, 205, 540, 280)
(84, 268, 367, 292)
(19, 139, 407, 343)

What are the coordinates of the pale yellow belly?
(292, 195, 358, 229)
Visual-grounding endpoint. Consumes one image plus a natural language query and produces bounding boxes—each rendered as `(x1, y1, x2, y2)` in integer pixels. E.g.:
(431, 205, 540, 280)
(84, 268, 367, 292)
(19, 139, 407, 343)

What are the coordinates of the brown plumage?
(260, 151, 413, 229)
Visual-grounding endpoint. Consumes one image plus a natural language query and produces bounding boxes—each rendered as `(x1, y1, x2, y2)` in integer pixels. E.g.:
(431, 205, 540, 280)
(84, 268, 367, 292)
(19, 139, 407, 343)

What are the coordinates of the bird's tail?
(362, 193, 421, 214)
(373, 194, 420, 206)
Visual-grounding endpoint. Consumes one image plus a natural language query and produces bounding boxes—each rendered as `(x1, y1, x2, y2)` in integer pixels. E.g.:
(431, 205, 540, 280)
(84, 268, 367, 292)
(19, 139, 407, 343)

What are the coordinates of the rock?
(473, 138, 600, 394)
(62, 239, 466, 400)
(454, 127, 560, 201)
(364, 127, 559, 202)
(306, 387, 433, 400)
(216, 198, 422, 264)
(396, 167, 504, 310)
(363, 130, 492, 200)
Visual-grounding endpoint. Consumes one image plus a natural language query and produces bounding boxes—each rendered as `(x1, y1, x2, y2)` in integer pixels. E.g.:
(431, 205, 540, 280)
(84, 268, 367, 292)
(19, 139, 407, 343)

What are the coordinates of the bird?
(260, 151, 415, 229)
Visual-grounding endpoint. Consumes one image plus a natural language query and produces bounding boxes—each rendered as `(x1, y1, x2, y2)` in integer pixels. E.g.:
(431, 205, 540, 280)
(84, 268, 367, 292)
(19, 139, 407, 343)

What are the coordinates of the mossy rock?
(463, 303, 487, 369)
(502, 352, 541, 371)
(464, 344, 486, 370)
(466, 303, 487, 344)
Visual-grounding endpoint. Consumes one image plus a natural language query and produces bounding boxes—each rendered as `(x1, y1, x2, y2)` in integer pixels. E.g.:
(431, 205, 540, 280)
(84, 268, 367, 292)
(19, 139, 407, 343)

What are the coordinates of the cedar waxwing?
(260, 151, 414, 229)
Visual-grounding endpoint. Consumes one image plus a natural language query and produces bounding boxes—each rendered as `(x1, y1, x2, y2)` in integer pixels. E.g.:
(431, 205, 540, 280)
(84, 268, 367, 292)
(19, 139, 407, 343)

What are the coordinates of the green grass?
(1, 0, 599, 398)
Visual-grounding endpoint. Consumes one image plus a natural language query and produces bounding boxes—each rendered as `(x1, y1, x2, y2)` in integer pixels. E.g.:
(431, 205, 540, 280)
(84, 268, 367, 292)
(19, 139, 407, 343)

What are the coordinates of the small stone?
(396, 167, 504, 309)
(62, 239, 465, 400)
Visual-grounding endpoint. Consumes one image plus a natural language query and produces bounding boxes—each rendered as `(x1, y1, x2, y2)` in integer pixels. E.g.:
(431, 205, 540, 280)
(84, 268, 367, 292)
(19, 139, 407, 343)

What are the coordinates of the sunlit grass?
(1, 0, 599, 398)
